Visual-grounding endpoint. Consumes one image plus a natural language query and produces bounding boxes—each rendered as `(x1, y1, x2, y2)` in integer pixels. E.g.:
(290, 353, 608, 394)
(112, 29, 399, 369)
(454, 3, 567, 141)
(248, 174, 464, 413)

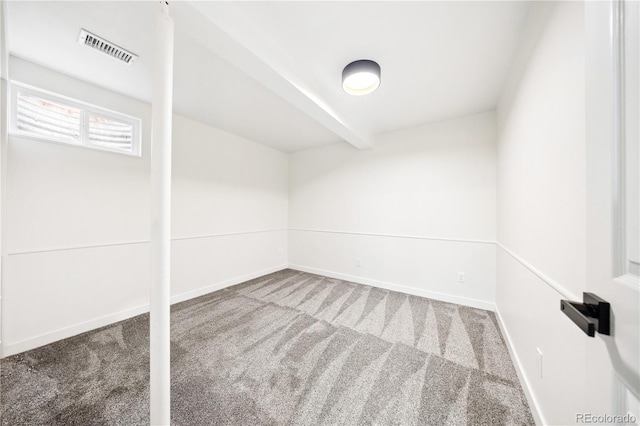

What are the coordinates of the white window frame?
(10, 81, 142, 157)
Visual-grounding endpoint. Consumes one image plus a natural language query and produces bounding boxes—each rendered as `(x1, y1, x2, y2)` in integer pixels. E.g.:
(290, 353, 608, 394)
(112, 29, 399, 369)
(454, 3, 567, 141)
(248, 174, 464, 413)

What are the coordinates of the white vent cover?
(77, 29, 138, 65)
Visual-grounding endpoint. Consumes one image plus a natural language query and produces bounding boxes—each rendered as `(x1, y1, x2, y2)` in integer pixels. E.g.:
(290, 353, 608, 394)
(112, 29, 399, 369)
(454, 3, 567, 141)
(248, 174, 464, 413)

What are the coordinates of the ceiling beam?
(171, 2, 373, 150)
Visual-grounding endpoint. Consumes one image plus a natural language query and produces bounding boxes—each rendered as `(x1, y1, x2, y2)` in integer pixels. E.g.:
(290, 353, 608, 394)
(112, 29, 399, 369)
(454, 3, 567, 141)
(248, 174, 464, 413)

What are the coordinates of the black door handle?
(560, 292, 610, 337)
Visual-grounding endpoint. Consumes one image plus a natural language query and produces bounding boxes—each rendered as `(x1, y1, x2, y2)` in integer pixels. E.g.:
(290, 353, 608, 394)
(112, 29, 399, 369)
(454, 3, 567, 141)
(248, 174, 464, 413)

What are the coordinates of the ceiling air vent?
(77, 29, 138, 65)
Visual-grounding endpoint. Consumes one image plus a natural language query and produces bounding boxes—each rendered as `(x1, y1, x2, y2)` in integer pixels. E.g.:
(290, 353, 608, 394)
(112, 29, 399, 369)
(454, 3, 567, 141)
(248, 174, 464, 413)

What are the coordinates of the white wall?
(289, 111, 497, 309)
(2, 57, 288, 356)
(495, 2, 587, 424)
(4, 58, 498, 354)
(0, 8, 601, 423)
(170, 114, 288, 301)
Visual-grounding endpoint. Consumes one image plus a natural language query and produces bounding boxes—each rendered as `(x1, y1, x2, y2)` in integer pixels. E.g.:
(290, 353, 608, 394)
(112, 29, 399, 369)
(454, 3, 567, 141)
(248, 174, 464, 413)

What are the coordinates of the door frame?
(585, 0, 639, 420)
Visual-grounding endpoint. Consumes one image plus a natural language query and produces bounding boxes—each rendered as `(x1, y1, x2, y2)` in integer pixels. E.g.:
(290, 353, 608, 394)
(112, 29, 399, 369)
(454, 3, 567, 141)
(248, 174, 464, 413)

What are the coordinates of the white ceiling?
(230, 1, 531, 134)
(5, 1, 531, 153)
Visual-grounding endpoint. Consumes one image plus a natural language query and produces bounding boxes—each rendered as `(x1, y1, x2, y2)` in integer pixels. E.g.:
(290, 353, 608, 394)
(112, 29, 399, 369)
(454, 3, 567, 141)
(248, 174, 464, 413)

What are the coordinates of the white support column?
(0, 0, 7, 361)
(150, 1, 173, 425)
(0, 0, 9, 360)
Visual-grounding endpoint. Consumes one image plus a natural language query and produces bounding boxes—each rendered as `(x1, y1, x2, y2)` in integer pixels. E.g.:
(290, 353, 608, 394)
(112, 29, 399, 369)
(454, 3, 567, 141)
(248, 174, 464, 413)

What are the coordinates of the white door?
(585, 0, 640, 422)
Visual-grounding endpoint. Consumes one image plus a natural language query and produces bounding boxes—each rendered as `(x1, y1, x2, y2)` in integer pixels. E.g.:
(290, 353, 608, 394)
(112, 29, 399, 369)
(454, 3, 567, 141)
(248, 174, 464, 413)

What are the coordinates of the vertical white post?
(0, 0, 7, 361)
(150, 1, 173, 425)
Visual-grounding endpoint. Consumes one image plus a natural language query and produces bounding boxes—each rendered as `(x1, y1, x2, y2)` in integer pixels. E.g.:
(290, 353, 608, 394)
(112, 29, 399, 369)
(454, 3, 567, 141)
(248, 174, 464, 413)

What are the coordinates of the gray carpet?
(1, 269, 534, 425)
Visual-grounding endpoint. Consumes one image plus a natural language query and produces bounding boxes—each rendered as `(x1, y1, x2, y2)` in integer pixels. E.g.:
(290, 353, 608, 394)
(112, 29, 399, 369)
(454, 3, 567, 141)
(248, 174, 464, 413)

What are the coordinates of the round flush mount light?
(342, 59, 381, 96)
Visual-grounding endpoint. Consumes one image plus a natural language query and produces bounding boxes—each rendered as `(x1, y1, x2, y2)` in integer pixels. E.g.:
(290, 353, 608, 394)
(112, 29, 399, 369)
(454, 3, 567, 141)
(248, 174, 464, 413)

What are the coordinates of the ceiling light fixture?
(342, 59, 380, 96)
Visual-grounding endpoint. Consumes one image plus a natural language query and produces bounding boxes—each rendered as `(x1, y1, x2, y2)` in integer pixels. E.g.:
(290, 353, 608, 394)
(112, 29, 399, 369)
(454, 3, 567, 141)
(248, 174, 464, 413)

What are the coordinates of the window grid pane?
(12, 84, 141, 157)
(88, 114, 133, 153)
(16, 91, 81, 142)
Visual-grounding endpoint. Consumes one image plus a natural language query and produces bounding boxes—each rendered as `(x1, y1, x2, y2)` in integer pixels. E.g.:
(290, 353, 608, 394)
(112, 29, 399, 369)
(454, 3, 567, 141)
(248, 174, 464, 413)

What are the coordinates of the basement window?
(10, 82, 141, 157)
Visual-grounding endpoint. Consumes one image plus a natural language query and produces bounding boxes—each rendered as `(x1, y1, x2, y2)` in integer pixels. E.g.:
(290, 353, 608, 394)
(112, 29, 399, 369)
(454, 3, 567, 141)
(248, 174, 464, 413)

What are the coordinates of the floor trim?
(170, 264, 288, 305)
(494, 305, 545, 426)
(3, 264, 495, 356)
(288, 263, 495, 311)
(1, 264, 289, 358)
(1, 304, 149, 358)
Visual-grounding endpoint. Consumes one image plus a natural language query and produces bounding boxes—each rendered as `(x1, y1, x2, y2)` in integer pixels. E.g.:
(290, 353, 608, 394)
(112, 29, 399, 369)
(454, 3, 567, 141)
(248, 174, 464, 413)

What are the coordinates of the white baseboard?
(3, 263, 491, 356)
(2, 304, 149, 357)
(288, 264, 495, 311)
(1, 264, 288, 358)
(170, 264, 288, 305)
(494, 305, 545, 426)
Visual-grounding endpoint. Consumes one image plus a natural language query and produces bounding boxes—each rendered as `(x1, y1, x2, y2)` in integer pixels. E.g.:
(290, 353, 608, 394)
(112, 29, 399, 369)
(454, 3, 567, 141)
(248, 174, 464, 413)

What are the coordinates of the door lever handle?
(560, 292, 610, 337)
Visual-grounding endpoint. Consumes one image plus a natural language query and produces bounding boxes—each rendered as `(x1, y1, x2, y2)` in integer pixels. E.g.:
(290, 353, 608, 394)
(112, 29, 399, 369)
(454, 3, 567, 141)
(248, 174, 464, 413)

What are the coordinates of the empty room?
(0, 1, 638, 425)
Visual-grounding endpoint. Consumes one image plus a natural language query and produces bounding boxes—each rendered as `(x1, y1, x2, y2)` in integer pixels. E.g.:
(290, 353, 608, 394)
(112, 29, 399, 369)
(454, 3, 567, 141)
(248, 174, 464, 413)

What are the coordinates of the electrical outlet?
(537, 347, 543, 378)
(457, 272, 465, 283)
(356, 258, 362, 267)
